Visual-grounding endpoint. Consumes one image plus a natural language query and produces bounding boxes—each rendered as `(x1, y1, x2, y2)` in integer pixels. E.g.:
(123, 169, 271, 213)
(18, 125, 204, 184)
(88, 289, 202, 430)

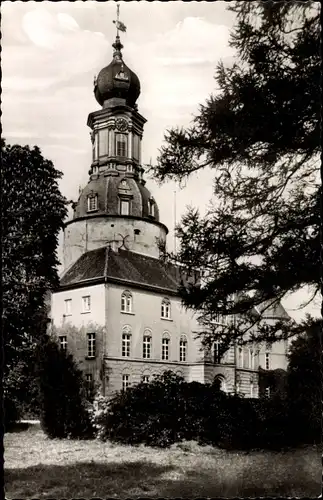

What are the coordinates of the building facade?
(50, 30, 289, 398)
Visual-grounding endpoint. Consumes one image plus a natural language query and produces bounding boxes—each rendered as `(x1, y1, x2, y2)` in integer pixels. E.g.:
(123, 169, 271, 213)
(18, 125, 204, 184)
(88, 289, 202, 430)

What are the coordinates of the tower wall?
(63, 216, 167, 270)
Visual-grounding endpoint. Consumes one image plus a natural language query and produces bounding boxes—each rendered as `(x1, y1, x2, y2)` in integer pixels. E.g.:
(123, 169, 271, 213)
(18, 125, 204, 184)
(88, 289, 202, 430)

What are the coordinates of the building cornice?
(87, 105, 146, 129)
(57, 274, 179, 297)
(64, 213, 169, 234)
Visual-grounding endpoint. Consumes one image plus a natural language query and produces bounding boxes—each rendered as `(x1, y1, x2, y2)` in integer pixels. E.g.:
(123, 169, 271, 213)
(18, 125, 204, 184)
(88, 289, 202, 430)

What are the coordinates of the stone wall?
(63, 216, 167, 270)
(104, 357, 190, 394)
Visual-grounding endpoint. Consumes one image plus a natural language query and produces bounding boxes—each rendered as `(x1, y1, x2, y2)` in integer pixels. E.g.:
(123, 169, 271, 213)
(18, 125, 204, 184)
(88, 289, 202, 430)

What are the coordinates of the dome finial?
(94, 4, 140, 107)
(112, 3, 127, 61)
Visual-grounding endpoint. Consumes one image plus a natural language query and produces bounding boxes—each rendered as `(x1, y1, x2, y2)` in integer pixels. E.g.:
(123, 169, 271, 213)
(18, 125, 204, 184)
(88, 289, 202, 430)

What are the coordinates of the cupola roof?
(94, 34, 140, 108)
(73, 175, 160, 223)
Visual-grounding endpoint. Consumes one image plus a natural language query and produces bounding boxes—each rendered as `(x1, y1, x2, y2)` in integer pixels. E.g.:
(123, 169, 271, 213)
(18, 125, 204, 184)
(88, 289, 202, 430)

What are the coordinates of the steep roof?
(60, 247, 180, 293)
(257, 300, 290, 320)
(59, 248, 290, 321)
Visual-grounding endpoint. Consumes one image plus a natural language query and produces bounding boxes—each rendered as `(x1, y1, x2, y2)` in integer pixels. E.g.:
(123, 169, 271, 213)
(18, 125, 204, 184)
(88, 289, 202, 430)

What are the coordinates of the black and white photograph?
(2, 0, 321, 498)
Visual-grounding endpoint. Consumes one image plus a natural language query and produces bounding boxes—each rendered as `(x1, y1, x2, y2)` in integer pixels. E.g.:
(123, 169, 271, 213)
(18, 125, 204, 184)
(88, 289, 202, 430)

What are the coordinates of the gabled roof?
(60, 247, 180, 293)
(257, 300, 290, 320)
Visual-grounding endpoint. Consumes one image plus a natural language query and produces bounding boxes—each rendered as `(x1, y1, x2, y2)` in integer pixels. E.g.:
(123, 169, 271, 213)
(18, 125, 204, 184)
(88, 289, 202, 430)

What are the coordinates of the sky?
(1, 1, 319, 321)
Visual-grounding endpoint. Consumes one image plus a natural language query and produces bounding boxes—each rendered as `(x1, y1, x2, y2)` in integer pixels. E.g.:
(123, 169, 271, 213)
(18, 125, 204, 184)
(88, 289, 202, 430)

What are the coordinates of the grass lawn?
(4, 423, 321, 499)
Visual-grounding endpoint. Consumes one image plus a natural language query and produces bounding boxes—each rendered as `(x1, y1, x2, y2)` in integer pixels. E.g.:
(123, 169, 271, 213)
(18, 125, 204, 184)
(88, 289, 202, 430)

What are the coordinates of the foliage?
(90, 370, 313, 450)
(2, 139, 67, 426)
(91, 371, 216, 447)
(36, 335, 94, 439)
(150, 2, 320, 345)
(258, 368, 288, 399)
(286, 316, 322, 444)
(2, 140, 67, 365)
(4, 355, 40, 428)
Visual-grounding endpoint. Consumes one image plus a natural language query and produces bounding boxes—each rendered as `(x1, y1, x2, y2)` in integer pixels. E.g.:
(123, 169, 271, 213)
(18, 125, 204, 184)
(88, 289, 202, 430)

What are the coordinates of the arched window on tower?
(148, 198, 155, 217)
(118, 179, 132, 216)
(87, 193, 98, 212)
(116, 133, 128, 157)
(120, 199, 130, 215)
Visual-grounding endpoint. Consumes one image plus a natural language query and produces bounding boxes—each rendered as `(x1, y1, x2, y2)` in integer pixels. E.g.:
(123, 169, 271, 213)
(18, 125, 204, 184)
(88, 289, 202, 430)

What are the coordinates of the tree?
(286, 316, 321, 444)
(2, 139, 67, 422)
(150, 1, 320, 345)
(36, 334, 93, 439)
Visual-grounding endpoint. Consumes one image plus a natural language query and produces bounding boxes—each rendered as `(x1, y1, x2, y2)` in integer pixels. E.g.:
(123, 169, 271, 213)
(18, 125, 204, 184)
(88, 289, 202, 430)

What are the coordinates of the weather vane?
(113, 3, 127, 35)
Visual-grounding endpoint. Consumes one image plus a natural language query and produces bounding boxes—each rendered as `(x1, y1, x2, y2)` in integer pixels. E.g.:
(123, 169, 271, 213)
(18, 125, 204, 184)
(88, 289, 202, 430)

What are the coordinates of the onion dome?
(94, 35, 140, 108)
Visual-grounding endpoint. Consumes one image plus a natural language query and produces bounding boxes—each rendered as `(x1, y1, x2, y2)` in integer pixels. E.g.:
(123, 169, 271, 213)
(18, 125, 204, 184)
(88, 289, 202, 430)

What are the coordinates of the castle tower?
(63, 30, 168, 271)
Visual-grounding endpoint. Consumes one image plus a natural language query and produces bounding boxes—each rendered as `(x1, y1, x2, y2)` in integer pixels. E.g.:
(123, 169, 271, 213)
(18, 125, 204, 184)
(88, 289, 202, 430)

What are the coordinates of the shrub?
(89, 392, 113, 440)
(3, 349, 41, 430)
(36, 335, 93, 439)
(89, 368, 317, 451)
(92, 371, 224, 447)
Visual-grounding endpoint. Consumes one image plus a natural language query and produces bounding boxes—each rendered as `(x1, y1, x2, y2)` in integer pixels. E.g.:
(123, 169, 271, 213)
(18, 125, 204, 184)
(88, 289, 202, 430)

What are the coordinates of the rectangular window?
(142, 375, 150, 384)
(265, 386, 271, 398)
(122, 333, 131, 357)
(122, 374, 130, 390)
(59, 335, 67, 351)
(162, 338, 169, 361)
(143, 336, 151, 359)
(82, 295, 91, 313)
(64, 299, 72, 316)
(214, 341, 221, 364)
(179, 340, 187, 362)
(265, 352, 270, 370)
(87, 333, 96, 358)
(132, 134, 140, 160)
(243, 347, 249, 368)
(98, 129, 108, 157)
(87, 195, 98, 212)
(116, 134, 127, 157)
(249, 349, 254, 369)
(120, 199, 130, 216)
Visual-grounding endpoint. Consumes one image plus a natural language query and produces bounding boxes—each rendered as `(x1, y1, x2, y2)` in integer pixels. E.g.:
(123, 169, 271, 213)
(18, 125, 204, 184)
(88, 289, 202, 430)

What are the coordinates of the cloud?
(123, 17, 235, 119)
(150, 17, 234, 65)
(22, 10, 63, 49)
(2, 8, 108, 93)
